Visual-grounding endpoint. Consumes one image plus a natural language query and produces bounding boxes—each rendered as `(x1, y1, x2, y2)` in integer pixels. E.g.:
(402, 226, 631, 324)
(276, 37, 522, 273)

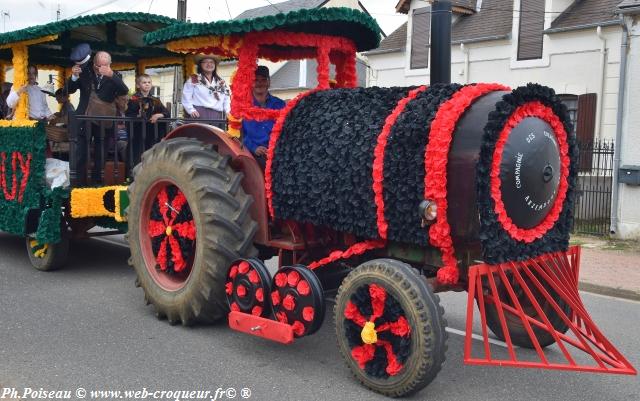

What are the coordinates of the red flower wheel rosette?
(147, 183, 196, 276)
(270, 265, 325, 337)
(226, 258, 273, 318)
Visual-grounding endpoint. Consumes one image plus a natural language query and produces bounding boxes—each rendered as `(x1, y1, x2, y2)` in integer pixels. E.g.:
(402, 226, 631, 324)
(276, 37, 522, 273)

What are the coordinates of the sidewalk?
(572, 235, 640, 301)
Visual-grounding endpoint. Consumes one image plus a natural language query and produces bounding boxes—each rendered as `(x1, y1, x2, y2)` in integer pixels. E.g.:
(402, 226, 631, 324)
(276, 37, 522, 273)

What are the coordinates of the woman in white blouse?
(181, 54, 230, 125)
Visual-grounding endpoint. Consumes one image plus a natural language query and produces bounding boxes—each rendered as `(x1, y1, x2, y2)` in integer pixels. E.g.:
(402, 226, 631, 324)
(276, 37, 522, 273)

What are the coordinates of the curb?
(578, 281, 640, 302)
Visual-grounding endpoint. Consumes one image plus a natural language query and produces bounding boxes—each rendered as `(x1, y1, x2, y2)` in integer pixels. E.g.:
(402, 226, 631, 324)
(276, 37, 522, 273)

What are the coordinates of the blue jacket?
(242, 94, 286, 153)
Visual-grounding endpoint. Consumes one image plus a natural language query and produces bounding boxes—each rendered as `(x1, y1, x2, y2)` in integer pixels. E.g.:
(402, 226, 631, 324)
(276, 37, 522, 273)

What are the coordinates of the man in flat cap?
(65, 45, 128, 184)
(242, 65, 285, 170)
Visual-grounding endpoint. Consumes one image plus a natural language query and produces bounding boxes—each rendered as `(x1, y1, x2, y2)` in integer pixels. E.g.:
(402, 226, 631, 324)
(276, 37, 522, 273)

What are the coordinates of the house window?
(517, 1, 545, 60)
(559, 93, 598, 172)
(410, 7, 431, 69)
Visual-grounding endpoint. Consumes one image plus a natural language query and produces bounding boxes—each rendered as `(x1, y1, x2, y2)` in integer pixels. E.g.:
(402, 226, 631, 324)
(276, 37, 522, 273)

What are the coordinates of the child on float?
(126, 73, 170, 165)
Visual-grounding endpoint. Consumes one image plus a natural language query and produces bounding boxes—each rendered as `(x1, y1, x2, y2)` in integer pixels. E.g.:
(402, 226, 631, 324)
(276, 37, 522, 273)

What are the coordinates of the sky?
(0, 0, 407, 37)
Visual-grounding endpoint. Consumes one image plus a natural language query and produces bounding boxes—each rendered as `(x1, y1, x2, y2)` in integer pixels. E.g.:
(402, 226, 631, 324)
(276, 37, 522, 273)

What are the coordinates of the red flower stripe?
(381, 341, 403, 376)
(148, 220, 165, 237)
(377, 316, 411, 337)
(307, 239, 386, 270)
(157, 188, 169, 225)
(17, 152, 31, 203)
(372, 86, 427, 239)
(1, 152, 17, 201)
(344, 301, 367, 327)
(490, 101, 570, 242)
(351, 343, 376, 369)
(265, 89, 320, 219)
(231, 31, 356, 122)
(172, 221, 196, 240)
(425, 83, 510, 285)
(369, 284, 387, 321)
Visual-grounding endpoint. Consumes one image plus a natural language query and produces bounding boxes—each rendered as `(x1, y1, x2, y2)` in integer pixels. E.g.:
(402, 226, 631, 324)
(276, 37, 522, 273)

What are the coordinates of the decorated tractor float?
(0, 3, 636, 398)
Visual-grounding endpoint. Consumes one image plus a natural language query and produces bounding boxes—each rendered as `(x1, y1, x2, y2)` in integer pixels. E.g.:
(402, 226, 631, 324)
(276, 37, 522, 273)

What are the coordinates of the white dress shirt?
(6, 84, 53, 120)
(181, 75, 231, 114)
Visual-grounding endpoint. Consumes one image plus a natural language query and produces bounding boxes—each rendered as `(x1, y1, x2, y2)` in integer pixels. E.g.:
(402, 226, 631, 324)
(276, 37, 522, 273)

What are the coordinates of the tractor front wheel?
(128, 138, 257, 325)
(334, 259, 447, 398)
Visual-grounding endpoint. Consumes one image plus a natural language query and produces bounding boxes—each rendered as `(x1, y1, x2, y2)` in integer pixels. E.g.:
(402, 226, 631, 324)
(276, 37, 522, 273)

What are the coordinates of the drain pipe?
(460, 43, 470, 84)
(610, 15, 629, 235)
(595, 26, 606, 141)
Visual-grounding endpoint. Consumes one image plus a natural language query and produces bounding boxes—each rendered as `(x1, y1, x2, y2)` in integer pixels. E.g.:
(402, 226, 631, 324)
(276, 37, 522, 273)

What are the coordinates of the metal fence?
(66, 114, 226, 187)
(572, 140, 615, 236)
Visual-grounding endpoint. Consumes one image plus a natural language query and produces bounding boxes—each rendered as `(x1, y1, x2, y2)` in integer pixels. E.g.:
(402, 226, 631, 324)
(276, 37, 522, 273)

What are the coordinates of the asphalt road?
(0, 233, 638, 401)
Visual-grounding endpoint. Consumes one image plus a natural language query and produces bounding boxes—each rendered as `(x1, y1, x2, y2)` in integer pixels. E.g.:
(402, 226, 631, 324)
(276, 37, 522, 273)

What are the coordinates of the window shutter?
(411, 7, 431, 69)
(517, 2, 545, 60)
(576, 93, 597, 172)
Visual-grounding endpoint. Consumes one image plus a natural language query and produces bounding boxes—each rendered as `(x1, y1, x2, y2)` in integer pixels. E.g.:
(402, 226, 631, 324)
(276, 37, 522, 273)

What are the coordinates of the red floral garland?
(425, 83, 510, 285)
(265, 89, 320, 219)
(308, 239, 386, 270)
(0, 151, 29, 201)
(230, 30, 356, 122)
(490, 101, 570, 243)
(372, 86, 427, 239)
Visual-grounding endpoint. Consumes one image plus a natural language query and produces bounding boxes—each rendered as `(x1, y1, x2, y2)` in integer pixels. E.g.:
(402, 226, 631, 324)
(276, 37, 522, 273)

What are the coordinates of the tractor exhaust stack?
(430, 0, 452, 85)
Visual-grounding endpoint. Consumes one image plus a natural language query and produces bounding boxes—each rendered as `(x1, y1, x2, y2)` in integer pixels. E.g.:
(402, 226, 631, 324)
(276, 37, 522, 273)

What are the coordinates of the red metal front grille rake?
(465, 246, 636, 375)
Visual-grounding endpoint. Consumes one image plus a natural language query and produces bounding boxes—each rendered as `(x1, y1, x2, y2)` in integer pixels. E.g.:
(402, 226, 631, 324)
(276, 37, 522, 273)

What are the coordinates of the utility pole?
(177, 0, 187, 22)
(173, 0, 188, 117)
(56, 3, 61, 21)
(1, 11, 9, 33)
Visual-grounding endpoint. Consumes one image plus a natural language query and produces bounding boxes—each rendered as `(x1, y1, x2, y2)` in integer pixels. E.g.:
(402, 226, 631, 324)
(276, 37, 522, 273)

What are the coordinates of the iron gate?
(572, 140, 615, 236)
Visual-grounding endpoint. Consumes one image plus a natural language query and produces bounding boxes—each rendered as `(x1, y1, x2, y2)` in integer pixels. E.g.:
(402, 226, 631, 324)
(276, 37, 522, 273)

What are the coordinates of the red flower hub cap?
(343, 283, 412, 378)
(271, 266, 323, 337)
(148, 184, 196, 274)
(226, 260, 271, 318)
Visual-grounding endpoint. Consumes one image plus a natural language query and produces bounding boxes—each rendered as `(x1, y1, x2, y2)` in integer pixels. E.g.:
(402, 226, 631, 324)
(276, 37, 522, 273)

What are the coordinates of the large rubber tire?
(334, 259, 447, 398)
(128, 138, 257, 325)
(483, 271, 570, 349)
(26, 226, 70, 272)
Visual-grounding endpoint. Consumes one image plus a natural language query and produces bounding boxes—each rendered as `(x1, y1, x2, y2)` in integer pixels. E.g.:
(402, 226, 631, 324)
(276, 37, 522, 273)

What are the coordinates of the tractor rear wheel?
(128, 138, 257, 325)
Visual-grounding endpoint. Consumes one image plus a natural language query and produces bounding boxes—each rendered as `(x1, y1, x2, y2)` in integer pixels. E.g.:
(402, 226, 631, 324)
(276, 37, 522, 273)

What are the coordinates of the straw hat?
(194, 53, 220, 64)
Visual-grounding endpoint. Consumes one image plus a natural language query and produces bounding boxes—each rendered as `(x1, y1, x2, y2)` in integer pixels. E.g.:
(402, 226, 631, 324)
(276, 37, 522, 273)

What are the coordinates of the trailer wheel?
(334, 259, 447, 398)
(128, 138, 257, 325)
(26, 226, 70, 271)
(483, 272, 570, 349)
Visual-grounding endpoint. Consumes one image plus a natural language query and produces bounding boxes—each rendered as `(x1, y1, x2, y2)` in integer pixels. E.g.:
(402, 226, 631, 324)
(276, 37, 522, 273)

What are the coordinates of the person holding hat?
(64, 46, 129, 184)
(181, 54, 230, 126)
(242, 65, 285, 170)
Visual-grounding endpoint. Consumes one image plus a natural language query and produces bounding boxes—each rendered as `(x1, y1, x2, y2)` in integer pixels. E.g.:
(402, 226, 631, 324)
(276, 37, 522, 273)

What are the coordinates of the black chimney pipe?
(430, 0, 452, 85)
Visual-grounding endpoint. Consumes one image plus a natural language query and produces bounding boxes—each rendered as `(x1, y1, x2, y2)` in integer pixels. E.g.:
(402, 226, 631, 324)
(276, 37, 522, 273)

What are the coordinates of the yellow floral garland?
(183, 55, 196, 81)
(70, 186, 129, 222)
(0, 34, 58, 50)
(111, 62, 136, 71)
(137, 56, 184, 75)
(0, 120, 38, 127)
(11, 45, 29, 121)
(167, 35, 244, 58)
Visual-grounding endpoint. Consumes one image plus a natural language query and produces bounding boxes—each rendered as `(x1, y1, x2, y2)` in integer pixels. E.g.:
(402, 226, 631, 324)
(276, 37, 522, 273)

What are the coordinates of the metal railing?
(67, 114, 226, 187)
(572, 140, 615, 236)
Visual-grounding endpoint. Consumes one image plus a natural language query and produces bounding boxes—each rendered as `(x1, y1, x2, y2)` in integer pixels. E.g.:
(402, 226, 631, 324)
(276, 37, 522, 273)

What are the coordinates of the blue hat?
(70, 43, 92, 64)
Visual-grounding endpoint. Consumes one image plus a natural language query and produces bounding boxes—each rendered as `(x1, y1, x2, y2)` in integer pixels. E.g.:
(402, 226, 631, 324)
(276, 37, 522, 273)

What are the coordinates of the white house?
(365, 0, 640, 239)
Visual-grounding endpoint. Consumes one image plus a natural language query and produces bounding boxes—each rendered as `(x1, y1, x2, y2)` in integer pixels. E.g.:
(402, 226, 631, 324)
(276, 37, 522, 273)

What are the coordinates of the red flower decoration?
(302, 306, 315, 322)
(372, 86, 427, 239)
(425, 83, 510, 285)
(148, 185, 197, 273)
(282, 294, 296, 311)
(287, 270, 300, 287)
(344, 283, 411, 377)
(296, 280, 310, 296)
